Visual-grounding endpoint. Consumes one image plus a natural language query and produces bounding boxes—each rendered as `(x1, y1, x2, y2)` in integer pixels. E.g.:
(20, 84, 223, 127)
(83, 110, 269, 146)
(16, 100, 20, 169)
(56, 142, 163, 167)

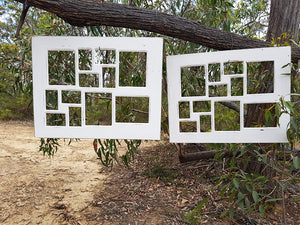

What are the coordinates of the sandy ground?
(1, 121, 299, 225)
(0, 121, 105, 225)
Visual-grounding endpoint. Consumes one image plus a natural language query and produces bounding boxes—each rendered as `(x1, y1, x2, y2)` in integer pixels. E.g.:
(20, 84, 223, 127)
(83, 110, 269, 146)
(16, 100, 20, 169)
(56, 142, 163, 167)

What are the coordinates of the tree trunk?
(267, 0, 300, 44)
(245, 0, 299, 127)
(14, 0, 300, 61)
(243, 4, 299, 218)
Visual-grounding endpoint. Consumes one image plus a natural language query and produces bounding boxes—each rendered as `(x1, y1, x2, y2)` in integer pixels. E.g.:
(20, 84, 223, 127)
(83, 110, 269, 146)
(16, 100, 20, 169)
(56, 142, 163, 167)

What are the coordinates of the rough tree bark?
(14, 0, 300, 62)
(267, 0, 300, 43)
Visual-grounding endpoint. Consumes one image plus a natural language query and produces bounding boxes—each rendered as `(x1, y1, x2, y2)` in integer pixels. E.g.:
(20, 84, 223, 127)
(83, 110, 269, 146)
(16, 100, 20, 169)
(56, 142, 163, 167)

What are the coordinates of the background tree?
(11, 0, 300, 61)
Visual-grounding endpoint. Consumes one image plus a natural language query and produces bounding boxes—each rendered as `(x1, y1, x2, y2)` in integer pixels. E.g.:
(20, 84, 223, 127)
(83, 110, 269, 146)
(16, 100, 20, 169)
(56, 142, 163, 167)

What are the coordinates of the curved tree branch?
(15, 0, 30, 37)
(15, 0, 300, 61)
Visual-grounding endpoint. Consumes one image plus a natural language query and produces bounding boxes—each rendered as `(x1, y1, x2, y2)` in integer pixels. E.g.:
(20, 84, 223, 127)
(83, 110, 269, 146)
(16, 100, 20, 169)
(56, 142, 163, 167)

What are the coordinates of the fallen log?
(179, 149, 232, 163)
(179, 148, 300, 163)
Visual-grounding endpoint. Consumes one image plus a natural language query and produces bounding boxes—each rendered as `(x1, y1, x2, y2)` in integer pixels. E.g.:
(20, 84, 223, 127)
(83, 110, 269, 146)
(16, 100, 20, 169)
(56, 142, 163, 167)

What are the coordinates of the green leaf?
(246, 184, 252, 192)
(293, 157, 299, 169)
(290, 93, 300, 96)
(245, 199, 251, 210)
(220, 211, 227, 217)
(252, 190, 259, 204)
(197, 197, 208, 211)
(265, 198, 282, 202)
(265, 109, 272, 125)
(233, 178, 239, 189)
(281, 63, 291, 69)
(290, 117, 298, 130)
(229, 205, 234, 219)
(284, 101, 294, 113)
(275, 104, 281, 125)
(237, 192, 246, 202)
(259, 205, 265, 217)
(239, 200, 245, 213)
(229, 191, 237, 201)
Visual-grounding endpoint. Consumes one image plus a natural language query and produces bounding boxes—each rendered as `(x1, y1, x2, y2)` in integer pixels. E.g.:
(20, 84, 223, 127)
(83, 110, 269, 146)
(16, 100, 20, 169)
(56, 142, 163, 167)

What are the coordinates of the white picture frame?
(167, 47, 291, 143)
(32, 36, 163, 140)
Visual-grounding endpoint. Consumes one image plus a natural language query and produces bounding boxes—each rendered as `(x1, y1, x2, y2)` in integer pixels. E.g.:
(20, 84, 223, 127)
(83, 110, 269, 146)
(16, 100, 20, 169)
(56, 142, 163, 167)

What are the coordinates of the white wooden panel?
(32, 37, 163, 139)
(167, 47, 291, 143)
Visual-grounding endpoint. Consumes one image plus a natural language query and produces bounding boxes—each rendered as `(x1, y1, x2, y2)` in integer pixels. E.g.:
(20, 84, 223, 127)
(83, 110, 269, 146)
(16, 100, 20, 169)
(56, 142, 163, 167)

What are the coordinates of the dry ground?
(0, 121, 299, 225)
(0, 121, 107, 224)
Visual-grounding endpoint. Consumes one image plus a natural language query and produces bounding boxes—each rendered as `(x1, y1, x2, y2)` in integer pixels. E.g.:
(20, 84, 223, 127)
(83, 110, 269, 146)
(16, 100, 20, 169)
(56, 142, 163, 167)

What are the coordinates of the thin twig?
(180, 0, 192, 17)
(131, 108, 148, 114)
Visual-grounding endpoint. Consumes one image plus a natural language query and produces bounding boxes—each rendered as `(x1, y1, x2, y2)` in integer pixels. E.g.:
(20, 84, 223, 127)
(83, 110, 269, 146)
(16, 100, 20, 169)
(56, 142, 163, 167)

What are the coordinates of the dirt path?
(1, 121, 299, 225)
(0, 121, 105, 224)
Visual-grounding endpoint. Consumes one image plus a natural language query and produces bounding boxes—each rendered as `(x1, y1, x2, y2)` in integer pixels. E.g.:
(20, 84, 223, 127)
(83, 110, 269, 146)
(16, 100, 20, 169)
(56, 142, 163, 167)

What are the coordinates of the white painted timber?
(167, 47, 291, 143)
(32, 36, 163, 139)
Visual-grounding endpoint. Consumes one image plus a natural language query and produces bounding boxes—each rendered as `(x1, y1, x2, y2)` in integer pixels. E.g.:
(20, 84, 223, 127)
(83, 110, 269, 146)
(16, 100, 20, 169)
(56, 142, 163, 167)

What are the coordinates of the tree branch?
(15, 0, 30, 37)
(15, 0, 300, 61)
